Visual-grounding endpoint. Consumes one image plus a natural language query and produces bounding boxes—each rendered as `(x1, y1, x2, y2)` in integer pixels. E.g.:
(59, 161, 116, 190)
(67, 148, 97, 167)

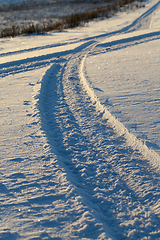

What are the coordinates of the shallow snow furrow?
(0, 41, 71, 58)
(38, 46, 160, 239)
(0, 58, 56, 78)
(95, 31, 160, 55)
(0, 59, 109, 239)
(126, 0, 160, 31)
(65, 55, 160, 238)
(38, 61, 110, 239)
(1, 1, 160, 239)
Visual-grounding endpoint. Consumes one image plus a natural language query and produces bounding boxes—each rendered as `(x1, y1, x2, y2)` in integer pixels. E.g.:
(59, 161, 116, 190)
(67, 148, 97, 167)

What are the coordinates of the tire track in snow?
(38, 2, 160, 239)
(0, 1, 160, 239)
(0, 62, 108, 239)
(125, 0, 160, 32)
(64, 52, 160, 239)
(1, 0, 159, 79)
(38, 59, 113, 240)
(39, 46, 160, 239)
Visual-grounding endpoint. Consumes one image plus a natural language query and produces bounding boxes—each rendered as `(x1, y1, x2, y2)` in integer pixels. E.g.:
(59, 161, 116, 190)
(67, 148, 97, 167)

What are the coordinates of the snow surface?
(0, 0, 160, 239)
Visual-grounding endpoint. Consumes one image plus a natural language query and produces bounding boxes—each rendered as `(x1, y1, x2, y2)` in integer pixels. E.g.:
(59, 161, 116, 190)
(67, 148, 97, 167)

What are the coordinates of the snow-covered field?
(0, 0, 116, 34)
(0, 0, 160, 239)
(0, 0, 53, 5)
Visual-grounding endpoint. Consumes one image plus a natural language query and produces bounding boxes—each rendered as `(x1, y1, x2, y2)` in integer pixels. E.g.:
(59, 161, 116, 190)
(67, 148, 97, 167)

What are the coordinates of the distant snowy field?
(0, 0, 160, 239)
(0, 0, 114, 33)
(0, 0, 44, 5)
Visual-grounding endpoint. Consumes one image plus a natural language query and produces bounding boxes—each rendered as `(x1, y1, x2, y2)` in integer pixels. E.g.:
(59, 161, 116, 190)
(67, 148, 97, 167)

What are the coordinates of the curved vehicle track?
(0, 1, 160, 239)
(38, 1, 160, 239)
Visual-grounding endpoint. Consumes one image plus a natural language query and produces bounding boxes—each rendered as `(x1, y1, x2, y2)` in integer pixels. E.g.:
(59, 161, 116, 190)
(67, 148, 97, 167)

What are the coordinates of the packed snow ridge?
(0, 0, 160, 239)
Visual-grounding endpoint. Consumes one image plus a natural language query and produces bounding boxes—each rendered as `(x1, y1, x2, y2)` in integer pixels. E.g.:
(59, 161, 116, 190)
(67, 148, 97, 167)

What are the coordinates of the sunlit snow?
(0, 0, 160, 239)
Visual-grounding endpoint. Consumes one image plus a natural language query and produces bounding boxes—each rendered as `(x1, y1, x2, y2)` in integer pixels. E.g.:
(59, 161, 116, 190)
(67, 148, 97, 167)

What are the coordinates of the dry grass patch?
(0, 0, 145, 38)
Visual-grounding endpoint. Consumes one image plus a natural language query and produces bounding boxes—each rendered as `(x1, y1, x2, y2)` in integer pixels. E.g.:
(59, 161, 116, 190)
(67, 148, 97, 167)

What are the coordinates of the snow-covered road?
(0, 0, 160, 239)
